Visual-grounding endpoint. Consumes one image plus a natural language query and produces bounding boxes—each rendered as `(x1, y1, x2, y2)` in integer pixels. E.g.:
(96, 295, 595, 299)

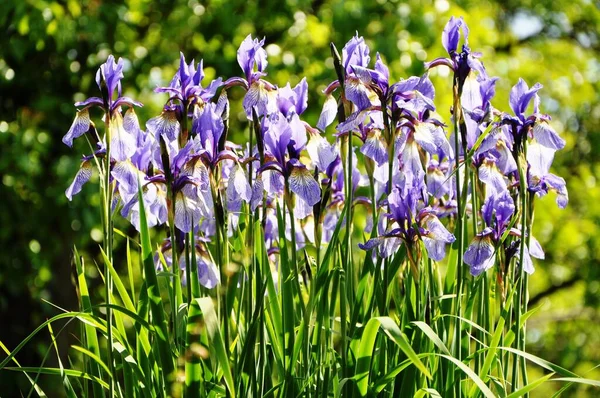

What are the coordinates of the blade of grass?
(196, 297, 235, 397)
(137, 178, 175, 387)
(355, 316, 431, 396)
(73, 248, 104, 398)
(48, 323, 77, 398)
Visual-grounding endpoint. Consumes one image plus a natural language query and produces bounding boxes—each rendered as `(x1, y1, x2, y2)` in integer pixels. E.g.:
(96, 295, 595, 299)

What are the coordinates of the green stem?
(102, 113, 115, 397)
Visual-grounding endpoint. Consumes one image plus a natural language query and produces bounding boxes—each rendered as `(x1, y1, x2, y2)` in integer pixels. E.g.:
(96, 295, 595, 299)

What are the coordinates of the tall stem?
(102, 114, 115, 397)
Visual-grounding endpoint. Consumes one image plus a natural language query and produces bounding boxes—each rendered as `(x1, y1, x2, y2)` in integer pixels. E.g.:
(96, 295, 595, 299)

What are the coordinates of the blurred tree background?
(1, 0, 598, 395)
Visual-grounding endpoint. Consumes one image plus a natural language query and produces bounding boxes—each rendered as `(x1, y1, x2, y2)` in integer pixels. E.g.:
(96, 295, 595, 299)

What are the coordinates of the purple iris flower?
(463, 190, 520, 276)
(260, 112, 321, 206)
(503, 79, 566, 151)
(148, 54, 222, 143)
(63, 55, 143, 162)
(154, 237, 220, 289)
(156, 52, 222, 106)
(359, 182, 455, 261)
(224, 35, 276, 118)
(527, 142, 568, 208)
(426, 17, 485, 89)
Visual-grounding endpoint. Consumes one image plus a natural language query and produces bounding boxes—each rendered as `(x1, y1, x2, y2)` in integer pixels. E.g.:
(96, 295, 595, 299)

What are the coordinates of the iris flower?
(63, 55, 143, 161)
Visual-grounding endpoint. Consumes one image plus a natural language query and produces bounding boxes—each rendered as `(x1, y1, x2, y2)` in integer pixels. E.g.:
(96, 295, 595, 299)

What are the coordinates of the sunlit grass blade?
(414, 387, 443, 398)
(70, 345, 111, 377)
(137, 178, 175, 389)
(196, 296, 235, 397)
(355, 316, 431, 396)
(4, 367, 109, 390)
(0, 341, 47, 397)
(412, 321, 451, 356)
(437, 353, 495, 398)
(48, 322, 77, 398)
(73, 247, 104, 398)
(506, 373, 554, 398)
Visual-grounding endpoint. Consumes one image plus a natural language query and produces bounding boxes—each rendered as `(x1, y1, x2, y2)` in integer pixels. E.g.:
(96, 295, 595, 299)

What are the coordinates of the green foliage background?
(0, 0, 598, 395)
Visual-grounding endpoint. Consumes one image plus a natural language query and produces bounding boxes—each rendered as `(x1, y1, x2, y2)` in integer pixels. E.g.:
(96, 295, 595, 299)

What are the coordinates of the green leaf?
(412, 321, 451, 356)
(195, 297, 235, 397)
(137, 178, 175, 386)
(438, 354, 495, 398)
(48, 323, 77, 398)
(355, 316, 431, 396)
(506, 373, 554, 398)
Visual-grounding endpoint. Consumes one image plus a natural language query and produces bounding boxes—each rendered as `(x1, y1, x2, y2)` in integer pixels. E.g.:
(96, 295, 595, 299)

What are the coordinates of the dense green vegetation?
(1, 0, 599, 396)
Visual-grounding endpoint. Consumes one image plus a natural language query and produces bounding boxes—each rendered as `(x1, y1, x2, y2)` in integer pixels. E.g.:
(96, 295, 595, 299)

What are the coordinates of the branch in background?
(529, 275, 582, 307)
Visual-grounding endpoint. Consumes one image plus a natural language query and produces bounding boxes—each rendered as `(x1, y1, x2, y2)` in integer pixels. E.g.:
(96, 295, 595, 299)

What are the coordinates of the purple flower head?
(277, 78, 308, 117)
(156, 53, 222, 107)
(464, 190, 515, 276)
(360, 182, 455, 261)
(527, 142, 568, 208)
(63, 55, 143, 149)
(237, 35, 268, 82)
(260, 112, 321, 206)
(154, 238, 220, 289)
(426, 17, 485, 90)
(96, 55, 124, 105)
(442, 16, 469, 56)
(342, 33, 371, 75)
(509, 78, 543, 121)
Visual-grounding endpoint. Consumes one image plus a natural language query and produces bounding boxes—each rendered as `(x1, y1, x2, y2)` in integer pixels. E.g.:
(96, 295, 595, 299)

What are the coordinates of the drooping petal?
(413, 122, 439, 155)
(174, 187, 202, 233)
(63, 108, 92, 147)
(65, 160, 93, 200)
(317, 94, 338, 131)
(251, 174, 264, 211)
(111, 160, 140, 196)
(533, 121, 566, 151)
(478, 159, 506, 197)
(360, 128, 388, 166)
(293, 196, 313, 220)
(263, 169, 285, 195)
(336, 109, 369, 133)
(243, 80, 269, 117)
(197, 254, 221, 289)
(123, 107, 144, 144)
(421, 214, 456, 261)
(231, 163, 252, 202)
(289, 163, 321, 206)
(400, 139, 425, 185)
(529, 235, 545, 259)
(543, 173, 569, 209)
(522, 244, 535, 275)
(427, 166, 449, 198)
(147, 109, 180, 142)
(527, 142, 554, 177)
(345, 76, 372, 111)
(464, 234, 495, 276)
(110, 111, 138, 162)
(307, 132, 337, 170)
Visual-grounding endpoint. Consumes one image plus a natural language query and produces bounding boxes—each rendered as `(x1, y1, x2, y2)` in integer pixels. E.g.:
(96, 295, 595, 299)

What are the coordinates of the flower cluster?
(64, 17, 568, 286)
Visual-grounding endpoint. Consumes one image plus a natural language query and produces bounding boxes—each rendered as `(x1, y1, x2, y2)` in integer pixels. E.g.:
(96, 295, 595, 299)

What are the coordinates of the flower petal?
(533, 121, 566, 151)
(360, 129, 388, 166)
(464, 234, 495, 276)
(289, 165, 321, 206)
(317, 94, 338, 131)
(65, 160, 93, 200)
(63, 108, 92, 147)
(307, 132, 337, 170)
(110, 111, 137, 162)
